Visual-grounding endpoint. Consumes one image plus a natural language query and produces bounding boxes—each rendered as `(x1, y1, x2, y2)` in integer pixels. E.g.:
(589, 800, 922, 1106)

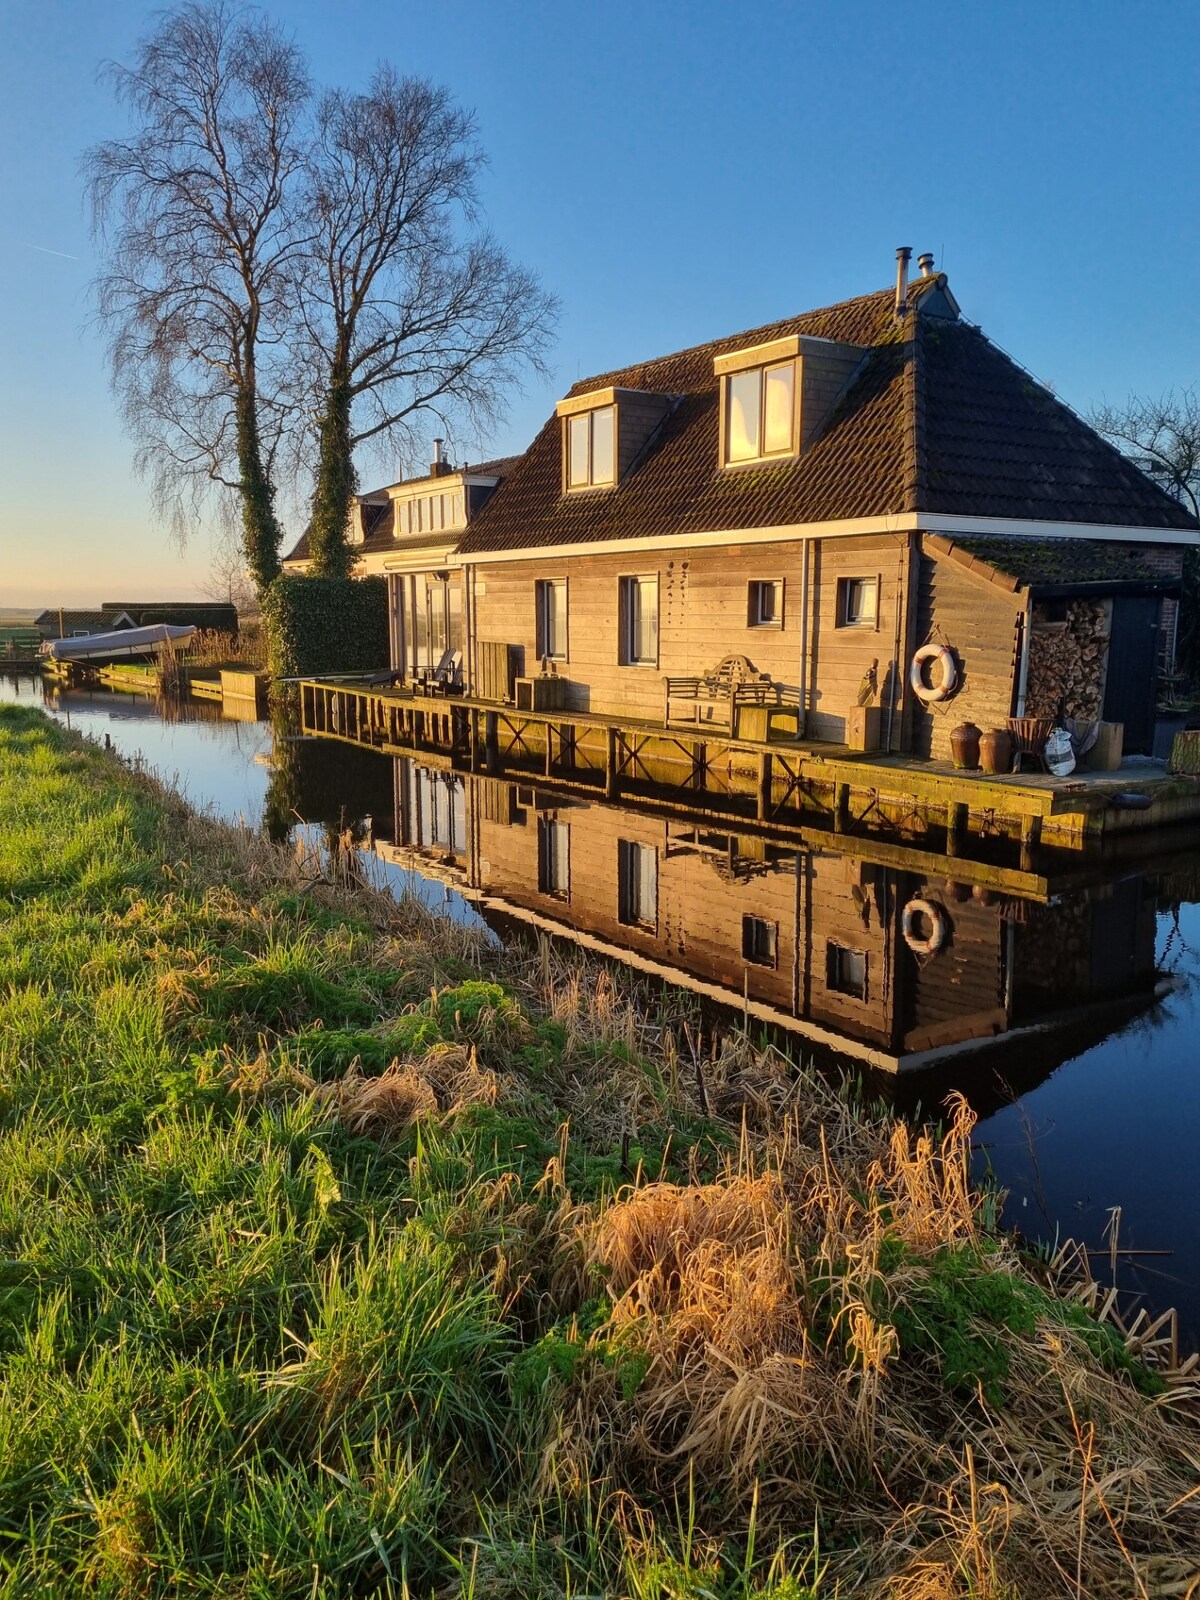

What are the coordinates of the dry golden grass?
(313, 1042, 500, 1140)
(561, 1096, 1200, 1599)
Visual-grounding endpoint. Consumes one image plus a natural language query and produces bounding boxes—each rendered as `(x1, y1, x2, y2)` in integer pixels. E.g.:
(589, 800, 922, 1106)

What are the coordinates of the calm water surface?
(4, 671, 1199, 1348)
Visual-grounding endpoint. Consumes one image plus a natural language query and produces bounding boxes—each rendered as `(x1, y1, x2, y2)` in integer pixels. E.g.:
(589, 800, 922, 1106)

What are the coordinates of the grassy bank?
(0, 703, 1197, 1598)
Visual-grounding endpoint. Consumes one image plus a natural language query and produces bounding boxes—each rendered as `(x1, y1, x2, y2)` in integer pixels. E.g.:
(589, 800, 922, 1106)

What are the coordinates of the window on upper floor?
(837, 576, 879, 629)
(535, 578, 568, 662)
(566, 404, 615, 490)
(748, 579, 784, 628)
(725, 361, 795, 464)
(715, 335, 801, 469)
(619, 574, 659, 666)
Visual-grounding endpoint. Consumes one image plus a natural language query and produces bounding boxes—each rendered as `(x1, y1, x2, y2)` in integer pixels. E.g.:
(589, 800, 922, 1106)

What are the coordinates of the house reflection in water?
(371, 755, 1160, 1076)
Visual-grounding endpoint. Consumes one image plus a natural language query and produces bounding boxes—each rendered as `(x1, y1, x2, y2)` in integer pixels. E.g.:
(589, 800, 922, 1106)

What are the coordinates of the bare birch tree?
(297, 69, 558, 576)
(1090, 390, 1200, 676)
(84, 2, 309, 596)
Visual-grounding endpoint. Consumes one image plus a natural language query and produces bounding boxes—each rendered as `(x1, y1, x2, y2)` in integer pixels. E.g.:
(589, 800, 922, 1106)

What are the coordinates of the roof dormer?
(556, 385, 672, 494)
(714, 333, 867, 469)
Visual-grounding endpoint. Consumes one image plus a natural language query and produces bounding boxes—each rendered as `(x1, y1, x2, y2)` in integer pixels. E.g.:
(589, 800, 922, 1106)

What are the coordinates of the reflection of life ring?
(902, 898, 947, 956)
(910, 643, 957, 703)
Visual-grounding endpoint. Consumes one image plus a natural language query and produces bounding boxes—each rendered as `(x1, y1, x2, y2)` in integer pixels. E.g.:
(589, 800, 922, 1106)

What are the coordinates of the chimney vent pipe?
(431, 438, 452, 477)
(917, 251, 936, 279)
(895, 246, 912, 315)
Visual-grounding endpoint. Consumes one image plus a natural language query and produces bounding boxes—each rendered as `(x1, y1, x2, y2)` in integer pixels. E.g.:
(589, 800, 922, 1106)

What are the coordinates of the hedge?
(262, 575, 389, 681)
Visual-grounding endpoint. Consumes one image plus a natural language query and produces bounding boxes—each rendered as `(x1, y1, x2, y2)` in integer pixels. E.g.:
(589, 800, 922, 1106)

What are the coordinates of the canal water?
(5, 671, 1200, 1351)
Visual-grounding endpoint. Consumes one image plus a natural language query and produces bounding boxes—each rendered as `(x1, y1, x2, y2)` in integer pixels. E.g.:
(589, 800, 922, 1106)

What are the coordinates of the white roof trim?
(459, 511, 1198, 565)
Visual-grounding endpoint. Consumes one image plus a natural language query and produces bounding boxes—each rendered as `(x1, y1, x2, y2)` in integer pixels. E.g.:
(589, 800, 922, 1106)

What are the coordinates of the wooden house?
(282, 445, 516, 679)
(441, 252, 1197, 757)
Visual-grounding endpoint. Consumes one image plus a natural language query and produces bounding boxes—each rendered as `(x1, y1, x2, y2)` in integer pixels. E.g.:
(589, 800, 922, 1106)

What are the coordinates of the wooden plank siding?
(476, 792, 896, 1048)
(911, 547, 1025, 761)
(469, 532, 912, 745)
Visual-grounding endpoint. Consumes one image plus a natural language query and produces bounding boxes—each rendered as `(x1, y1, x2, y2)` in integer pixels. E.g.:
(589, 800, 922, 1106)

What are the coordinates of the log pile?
(1025, 599, 1109, 721)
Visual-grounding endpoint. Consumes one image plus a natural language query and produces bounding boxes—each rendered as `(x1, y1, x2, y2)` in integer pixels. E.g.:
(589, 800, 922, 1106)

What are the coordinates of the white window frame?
(565, 404, 616, 491)
(836, 575, 879, 629)
(619, 574, 659, 668)
(617, 839, 658, 930)
(748, 578, 784, 628)
(721, 359, 798, 468)
(538, 818, 571, 900)
(535, 578, 569, 662)
(742, 915, 778, 967)
(827, 941, 868, 1000)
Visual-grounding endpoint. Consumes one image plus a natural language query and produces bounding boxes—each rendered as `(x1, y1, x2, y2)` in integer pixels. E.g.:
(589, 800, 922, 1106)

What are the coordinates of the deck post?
(947, 801, 967, 857)
(833, 782, 850, 833)
(605, 726, 620, 800)
(484, 710, 500, 774)
(756, 751, 772, 822)
(469, 707, 480, 772)
(1019, 813, 1042, 871)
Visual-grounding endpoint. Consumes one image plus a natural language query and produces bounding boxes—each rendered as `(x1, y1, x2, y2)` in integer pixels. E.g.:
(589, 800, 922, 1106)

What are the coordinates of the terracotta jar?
(950, 721, 982, 770)
(978, 727, 1014, 775)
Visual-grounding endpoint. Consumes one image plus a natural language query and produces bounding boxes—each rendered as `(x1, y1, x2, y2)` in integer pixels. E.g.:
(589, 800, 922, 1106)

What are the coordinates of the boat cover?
(41, 623, 197, 661)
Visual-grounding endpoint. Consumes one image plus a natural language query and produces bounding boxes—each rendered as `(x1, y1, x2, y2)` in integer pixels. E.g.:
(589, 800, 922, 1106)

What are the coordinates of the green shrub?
(261, 575, 388, 680)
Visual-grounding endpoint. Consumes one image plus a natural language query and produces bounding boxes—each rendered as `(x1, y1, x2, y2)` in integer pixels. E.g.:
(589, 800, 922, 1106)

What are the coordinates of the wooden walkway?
(298, 676, 1200, 859)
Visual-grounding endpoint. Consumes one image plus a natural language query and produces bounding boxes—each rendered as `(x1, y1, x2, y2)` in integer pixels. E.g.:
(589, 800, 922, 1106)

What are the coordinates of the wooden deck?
(298, 676, 1200, 860)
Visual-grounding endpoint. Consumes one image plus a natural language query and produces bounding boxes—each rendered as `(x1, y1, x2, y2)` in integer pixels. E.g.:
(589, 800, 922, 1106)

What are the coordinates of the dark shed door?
(1103, 597, 1161, 754)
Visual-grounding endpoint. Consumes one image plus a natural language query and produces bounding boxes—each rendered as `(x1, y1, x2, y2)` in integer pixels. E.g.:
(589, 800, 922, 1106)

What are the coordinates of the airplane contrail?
(21, 242, 80, 261)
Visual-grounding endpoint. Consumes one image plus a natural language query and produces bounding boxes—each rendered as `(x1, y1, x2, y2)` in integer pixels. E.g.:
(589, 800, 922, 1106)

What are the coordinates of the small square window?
(618, 839, 657, 928)
(827, 942, 867, 999)
(748, 579, 784, 628)
(837, 576, 878, 628)
(538, 819, 570, 899)
(742, 915, 777, 966)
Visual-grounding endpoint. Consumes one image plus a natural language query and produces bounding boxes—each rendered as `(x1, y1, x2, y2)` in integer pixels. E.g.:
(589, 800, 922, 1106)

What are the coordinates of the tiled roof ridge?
(565, 286, 896, 399)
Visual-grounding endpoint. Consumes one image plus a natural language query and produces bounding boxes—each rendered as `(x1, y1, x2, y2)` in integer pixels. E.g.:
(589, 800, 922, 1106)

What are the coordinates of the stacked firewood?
(1025, 599, 1109, 720)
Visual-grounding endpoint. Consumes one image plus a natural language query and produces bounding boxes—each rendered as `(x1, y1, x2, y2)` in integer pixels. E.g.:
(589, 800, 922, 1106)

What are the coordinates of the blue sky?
(2, 0, 1198, 606)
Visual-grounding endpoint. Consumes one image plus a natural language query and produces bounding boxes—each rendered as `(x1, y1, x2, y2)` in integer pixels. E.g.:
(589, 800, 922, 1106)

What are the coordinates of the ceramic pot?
(978, 728, 1013, 775)
(950, 721, 982, 770)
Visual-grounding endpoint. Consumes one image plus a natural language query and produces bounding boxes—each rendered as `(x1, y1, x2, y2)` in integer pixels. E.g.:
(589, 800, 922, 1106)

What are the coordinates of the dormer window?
(566, 404, 615, 490)
(715, 335, 800, 468)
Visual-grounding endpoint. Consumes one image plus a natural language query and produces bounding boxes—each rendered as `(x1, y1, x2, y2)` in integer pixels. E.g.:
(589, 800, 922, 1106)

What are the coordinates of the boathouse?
(442, 251, 1197, 759)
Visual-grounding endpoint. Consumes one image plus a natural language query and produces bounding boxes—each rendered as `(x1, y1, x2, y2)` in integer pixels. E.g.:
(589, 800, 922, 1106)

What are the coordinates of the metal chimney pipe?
(917, 251, 936, 279)
(895, 246, 912, 315)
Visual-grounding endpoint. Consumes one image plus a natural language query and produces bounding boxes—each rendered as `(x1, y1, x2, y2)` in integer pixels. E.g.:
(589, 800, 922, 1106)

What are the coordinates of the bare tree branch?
(84, 1, 310, 595)
(296, 68, 559, 575)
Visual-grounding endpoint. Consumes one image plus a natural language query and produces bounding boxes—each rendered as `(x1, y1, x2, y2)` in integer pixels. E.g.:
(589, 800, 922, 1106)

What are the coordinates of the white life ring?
(910, 643, 957, 704)
(902, 898, 947, 956)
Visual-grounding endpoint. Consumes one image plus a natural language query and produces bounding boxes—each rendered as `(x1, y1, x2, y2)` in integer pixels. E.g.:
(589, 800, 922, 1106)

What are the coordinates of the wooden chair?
(415, 647, 463, 696)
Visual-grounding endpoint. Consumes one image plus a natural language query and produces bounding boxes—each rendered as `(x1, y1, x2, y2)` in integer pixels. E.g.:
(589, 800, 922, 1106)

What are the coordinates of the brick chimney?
(430, 438, 453, 478)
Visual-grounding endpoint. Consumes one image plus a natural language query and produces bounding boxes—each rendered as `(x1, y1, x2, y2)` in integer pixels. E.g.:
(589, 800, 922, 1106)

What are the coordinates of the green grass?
(0, 705, 800, 1597)
(1, 705, 1188, 1600)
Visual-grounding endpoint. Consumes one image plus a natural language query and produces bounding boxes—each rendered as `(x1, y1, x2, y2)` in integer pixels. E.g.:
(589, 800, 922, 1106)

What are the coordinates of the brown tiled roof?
(457, 286, 1197, 556)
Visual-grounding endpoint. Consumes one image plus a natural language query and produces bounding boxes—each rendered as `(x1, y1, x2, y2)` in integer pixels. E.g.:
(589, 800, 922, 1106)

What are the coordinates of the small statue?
(856, 659, 879, 707)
